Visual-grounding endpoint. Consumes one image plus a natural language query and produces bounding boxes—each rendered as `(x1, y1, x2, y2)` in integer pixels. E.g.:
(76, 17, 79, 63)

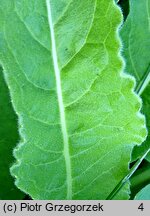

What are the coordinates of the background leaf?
(0, 67, 24, 199)
(0, 0, 147, 199)
(133, 84, 150, 162)
(120, 0, 150, 161)
(118, 0, 129, 21)
(134, 184, 150, 200)
(130, 160, 150, 199)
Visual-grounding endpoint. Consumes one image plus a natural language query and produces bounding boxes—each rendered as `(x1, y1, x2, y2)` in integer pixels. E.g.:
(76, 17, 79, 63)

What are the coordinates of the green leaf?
(130, 161, 150, 199)
(0, 67, 24, 199)
(0, 0, 146, 199)
(134, 184, 150, 200)
(106, 150, 150, 200)
(133, 84, 150, 162)
(120, 0, 150, 161)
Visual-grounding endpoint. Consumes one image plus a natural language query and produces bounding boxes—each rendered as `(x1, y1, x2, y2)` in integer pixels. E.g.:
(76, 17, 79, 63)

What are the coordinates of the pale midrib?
(46, 0, 72, 199)
(136, 65, 150, 95)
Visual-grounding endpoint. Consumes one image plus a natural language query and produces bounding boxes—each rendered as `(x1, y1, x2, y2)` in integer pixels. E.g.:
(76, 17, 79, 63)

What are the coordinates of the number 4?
(138, 203, 144, 211)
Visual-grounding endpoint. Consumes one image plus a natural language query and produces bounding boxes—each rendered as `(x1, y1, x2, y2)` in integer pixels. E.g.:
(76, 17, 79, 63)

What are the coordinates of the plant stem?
(106, 149, 150, 200)
(135, 64, 150, 95)
(131, 165, 150, 189)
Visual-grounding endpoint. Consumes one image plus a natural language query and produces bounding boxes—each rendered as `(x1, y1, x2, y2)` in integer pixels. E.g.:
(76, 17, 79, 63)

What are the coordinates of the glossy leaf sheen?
(120, 0, 150, 161)
(0, 0, 146, 199)
(134, 184, 150, 200)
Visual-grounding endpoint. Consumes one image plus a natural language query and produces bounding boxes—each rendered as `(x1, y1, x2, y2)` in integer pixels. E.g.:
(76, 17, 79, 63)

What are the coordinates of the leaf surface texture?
(120, 0, 150, 161)
(0, 0, 147, 199)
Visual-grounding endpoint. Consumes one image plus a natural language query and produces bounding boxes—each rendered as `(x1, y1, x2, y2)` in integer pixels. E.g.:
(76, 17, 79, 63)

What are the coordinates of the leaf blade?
(134, 184, 150, 200)
(0, 0, 147, 199)
(120, 0, 150, 161)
